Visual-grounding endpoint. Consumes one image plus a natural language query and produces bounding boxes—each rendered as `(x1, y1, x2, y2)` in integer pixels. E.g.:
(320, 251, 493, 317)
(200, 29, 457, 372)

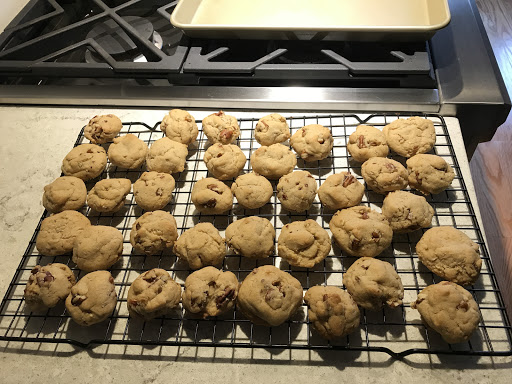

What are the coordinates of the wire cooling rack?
(0, 112, 511, 359)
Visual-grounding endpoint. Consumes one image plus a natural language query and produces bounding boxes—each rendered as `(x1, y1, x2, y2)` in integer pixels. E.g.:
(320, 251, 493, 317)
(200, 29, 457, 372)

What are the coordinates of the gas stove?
(0, 0, 509, 157)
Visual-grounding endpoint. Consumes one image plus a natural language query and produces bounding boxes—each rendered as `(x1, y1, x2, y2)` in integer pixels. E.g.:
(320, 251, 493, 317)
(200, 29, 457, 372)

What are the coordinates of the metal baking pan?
(170, 0, 451, 41)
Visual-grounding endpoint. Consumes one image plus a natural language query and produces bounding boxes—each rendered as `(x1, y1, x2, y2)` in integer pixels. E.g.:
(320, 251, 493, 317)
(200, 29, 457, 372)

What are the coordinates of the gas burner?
(85, 16, 163, 64)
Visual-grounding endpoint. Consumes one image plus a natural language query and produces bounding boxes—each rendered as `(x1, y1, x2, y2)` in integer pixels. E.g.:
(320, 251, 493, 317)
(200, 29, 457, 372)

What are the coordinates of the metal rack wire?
(0, 112, 511, 359)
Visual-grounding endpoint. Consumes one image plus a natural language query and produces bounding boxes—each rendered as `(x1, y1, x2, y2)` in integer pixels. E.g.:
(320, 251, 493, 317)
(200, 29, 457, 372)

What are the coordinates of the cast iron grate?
(0, 112, 511, 359)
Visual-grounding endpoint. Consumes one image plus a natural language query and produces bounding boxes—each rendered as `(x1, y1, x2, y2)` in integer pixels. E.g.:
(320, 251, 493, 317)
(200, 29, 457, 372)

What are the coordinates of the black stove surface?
(0, 0, 436, 88)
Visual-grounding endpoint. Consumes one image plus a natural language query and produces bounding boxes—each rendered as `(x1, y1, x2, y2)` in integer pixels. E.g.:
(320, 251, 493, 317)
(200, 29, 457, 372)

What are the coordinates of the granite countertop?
(0, 106, 509, 384)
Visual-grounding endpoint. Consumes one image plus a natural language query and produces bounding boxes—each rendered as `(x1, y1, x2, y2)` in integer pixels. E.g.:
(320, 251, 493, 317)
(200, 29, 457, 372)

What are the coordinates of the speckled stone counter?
(0, 106, 509, 384)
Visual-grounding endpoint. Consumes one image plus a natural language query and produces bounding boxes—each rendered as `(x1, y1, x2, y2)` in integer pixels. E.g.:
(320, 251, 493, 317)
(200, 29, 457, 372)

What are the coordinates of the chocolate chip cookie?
(317, 172, 365, 211)
(84, 114, 123, 144)
(65, 270, 117, 326)
(255, 113, 290, 146)
(411, 281, 480, 343)
(24, 263, 76, 312)
(329, 206, 393, 258)
(61, 143, 107, 181)
(347, 125, 389, 162)
(133, 171, 175, 211)
(407, 154, 455, 195)
(160, 109, 198, 146)
(343, 257, 404, 311)
(146, 137, 188, 174)
(276, 170, 317, 212)
(203, 143, 247, 180)
(127, 268, 182, 320)
(237, 265, 303, 327)
(42, 176, 87, 213)
(191, 177, 233, 214)
(225, 216, 275, 259)
(361, 157, 408, 194)
(290, 124, 333, 162)
(416, 226, 482, 286)
(202, 110, 240, 144)
(173, 223, 226, 269)
(381, 190, 434, 233)
(107, 133, 148, 169)
(304, 286, 360, 339)
(383, 117, 436, 158)
(130, 211, 178, 255)
(231, 172, 273, 209)
(182, 266, 238, 318)
(87, 178, 131, 213)
(250, 144, 297, 179)
(72, 225, 123, 272)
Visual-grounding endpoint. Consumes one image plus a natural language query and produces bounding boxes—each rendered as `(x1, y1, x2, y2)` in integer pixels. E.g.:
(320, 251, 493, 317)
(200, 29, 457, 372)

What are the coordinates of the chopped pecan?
(281, 194, 288, 200)
(207, 184, 222, 194)
(109, 276, 114, 284)
(318, 137, 325, 144)
(357, 135, 366, 149)
(214, 111, 224, 117)
(216, 153, 223, 158)
(361, 211, 369, 220)
(204, 199, 217, 208)
(216, 288, 235, 308)
(71, 294, 87, 306)
(156, 188, 163, 196)
(372, 231, 380, 242)
(302, 129, 306, 137)
(86, 148, 94, 153)
(136, 222, 141, 230)
(342, 174, 356, 187)
(128, 299, 138, 307)
(185, 116, 193, 122)
(208, 281, 216, 287)
(260, 120, 269, 128)
(457, 301, 469, 311)
(323, 294, 329, 301)
(385, 162, 396, 171)
(219, 129, 233, 142)
(351, 238, 361, 248)
(415, 171, 422, 185)
(31, 267, 39, 274)
(143, 275, 158, 284)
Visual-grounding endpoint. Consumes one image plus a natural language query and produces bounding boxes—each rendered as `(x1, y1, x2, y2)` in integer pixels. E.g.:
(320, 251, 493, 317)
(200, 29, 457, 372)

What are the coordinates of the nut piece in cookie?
(203, 143, 247, 180)
(278, 220, 331, 268)
(42, 176, 87, 213)
(182, 266, 238, 318)
(255, 113, 290, 146)
(36, 211, 91, 256)
(416, 226, 482, 286)
(411, 281, 480, 344)
(290, 124, 333, 162)
(130, 211, 178, 255)
(304, 286, 360, 339)
(146, 137, 188, 174)
(347, 125, 389, 163)
(407, 154, 455, 195)
(329, 206, 393, 258)
(87, 178, 131, 213)
(231, 172, 273, 209)
(173, 222, 226, 269)
(84, 114, 123, 144)
(276, 170, 318, 212)
(383, 116, 436, 158)
(381, 190, 434, 233)
(61, 143, 107, 181)
(160, 109, 198, 146)
(107, 134, 148, 169)
(202, 110, 240, 144)
(65, 270, 117, 326)
(191, 177, 233, 214)
(250, 144, 297, 179)
(237, 265, 303, 326)
(24, 263, 76, 312)
(73, 226, 123, 272)
(127, 268, 181, 320)
(133, 171, 175, 211)
(317, 172, 364, 211)
(225, 216, 275, 259)
(361, 157, 408, 194)
(343, 257, 404, 311)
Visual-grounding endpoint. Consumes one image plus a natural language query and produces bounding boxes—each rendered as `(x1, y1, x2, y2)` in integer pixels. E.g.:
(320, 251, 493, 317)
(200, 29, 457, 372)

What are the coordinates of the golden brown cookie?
(361, 157, 408, 194)
(61, 144, 107, 181)
(225, 216, 275, 259)
(250, 144, 297, 179)
(317, 172, 365, 211)
(202, 110, 240, 144)
(146, 137, 188, 174)
(87, 178, 131, 213)
(72, 226, 123, 272)
(160, 109, 198, 146)
(203, 143, 247, 180)
(347, 125, 389, 162)
(383, 117, 436, 158)
(276, 170, 317, 212)
(290, 124, 333, 162)
(231, 172, 273, 209)
(133, 171, 175, 211)
(84, 114, 123, 144)
(130, 211, 178, 255)
(107, 133, 148, 169)
(191, 178, 233, 214)
(381, 190, 434, 233)
(406, 154, 455, 195)
(255, 113, 290, 146)
(42, 176, 87, 213)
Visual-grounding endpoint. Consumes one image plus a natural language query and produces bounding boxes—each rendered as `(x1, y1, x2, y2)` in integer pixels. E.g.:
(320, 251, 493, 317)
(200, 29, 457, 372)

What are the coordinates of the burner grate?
(0, 112, 511, 359)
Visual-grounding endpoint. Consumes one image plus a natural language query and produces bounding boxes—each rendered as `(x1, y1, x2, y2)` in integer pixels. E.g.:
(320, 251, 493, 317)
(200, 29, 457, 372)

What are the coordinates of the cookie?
(304, 286, 360, 339)
(416, 226, 482, 286)
(255, 113, 290, 146)
(411, 281, 480, 343)
(276, 170, 317, 212)
(329, 206, 393, 258)
(130, 211, 178, 255)
(65, 270, 117, 326)
(146, 137, 188, 174)
(317, 172, 365, 211)
(237, 265, 303, 326)
(381, 190, 434, 233)
(203, 143, 247, 180)
(290, 124, 333, 162)
(202, 110, 240, 144)
(87, 178, 131, 213)
(361, 157, 408, 194)
(36, 211, 91, 256)
(61, 144, 107, 181)
(42, 176, 87, 213)
(24, 263, 76, 312)
(225, 216, 275, 259)
(182, 266, 238, 318)
(343, 257, 404, 311)
(72, 226, 123, 272)
(191, 177, 233, 214)
(127, 268, 181, 320)
(347, 125, 389, 162)
(278, 220, 331, 268)
(107, 133, 148, 169)
(383, 117, 436, 158)
(84, 114, 123, 144)
(173, 223, 226, 269)
(133, 171, 175, 211)
(250, 144, 297, 179)
(407, 154, 455, 195)
(160, 109, 198, 146)
(231, 172, 273, 209)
